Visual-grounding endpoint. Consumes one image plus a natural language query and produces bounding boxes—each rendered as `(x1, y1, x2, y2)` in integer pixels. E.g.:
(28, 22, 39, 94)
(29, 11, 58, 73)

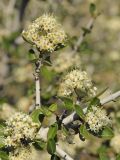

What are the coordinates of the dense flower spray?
(58, 69, 97, 97)
(4, 112, 39, 147)
(22, 14, 67, 53)
(85, 106, 111, 133)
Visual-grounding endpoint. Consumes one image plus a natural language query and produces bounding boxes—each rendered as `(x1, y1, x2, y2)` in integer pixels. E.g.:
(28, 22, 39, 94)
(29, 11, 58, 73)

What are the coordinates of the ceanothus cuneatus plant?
(0, 3, 120, 160)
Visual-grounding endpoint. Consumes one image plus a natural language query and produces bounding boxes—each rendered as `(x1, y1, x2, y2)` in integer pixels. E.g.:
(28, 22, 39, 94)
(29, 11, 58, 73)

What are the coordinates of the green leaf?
(79, 124, 91, 139)
(62, 126, 69, 137)
(30, 109, 44, 125)
(43, 60, 52, 66)
(51, 154, 60, 160)
(98, 146, 109, 160)
(41, 67, 55, 82)
(0, 136, 5, 148)
(49, 104, 57, 112)
(28, 52, 37, 62)
(82, 27, 91, 34)
(87, 97, 100, 112)
(101, 127, 114, 139)
(29, 49, 35, 54)
(99, 152, 109, 160)
(47, 139, 56, 155)
(0, 124, 5, 136)
(74, 105, 85, 120)
(116, 154, 120, 160)
(0, 98, 7, 105)
(47, 123, 58, 140)
(61, 97, 74, 110)
(89, 3, 96, 16)
(41, 107, 52, 117)
(33, 139, 46, 150)
(0, 151, 9, 160)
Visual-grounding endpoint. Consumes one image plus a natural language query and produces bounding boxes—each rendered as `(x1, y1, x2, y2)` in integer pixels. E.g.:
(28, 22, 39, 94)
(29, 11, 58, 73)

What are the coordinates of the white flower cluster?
(58, 69, 97, 97)
(5, 112, 39, 147)
(52, 52, 81, 73)
(110, 133, 120, 153)
(85, 106, 111, 133)
(22, 14, 67, 53)
(9, 146, 38, 160)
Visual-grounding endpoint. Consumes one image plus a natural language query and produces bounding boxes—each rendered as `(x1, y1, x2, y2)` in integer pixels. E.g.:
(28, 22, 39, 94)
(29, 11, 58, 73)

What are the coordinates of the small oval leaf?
(101, 127, 114, 139)
(47, 139, 56, 155)
(75, 105, 85, 120)
(47, 123, 58, 140)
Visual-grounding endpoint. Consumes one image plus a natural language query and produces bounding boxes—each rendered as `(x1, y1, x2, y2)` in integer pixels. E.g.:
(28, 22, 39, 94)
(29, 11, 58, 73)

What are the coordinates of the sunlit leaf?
(33, 139, 46, 150)
(101, 127, 114, 139)
(79, 124, 91, 139)
(87, 97, 100, 112)
(74, 105, 85, 120)
(47, 123, 58, 140)
(0, 151, 9, 160)
(30, 109, 44, 125)
(41, 107, 52, 117)
(0, 136, 5, 148)
(47, 139, 56, 155)
(116, 154, 120, 160)
(49, 104, 57, 112)
(89, 3, 96, 16)
(61, 97, 74, 110)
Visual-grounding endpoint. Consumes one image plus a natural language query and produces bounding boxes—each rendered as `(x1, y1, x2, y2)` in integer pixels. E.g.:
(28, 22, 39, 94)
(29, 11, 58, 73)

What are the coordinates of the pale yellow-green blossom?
(5, 112, 39, 147)
(22, 14, 67, 53)
(58, 69, 97, 97)
(85, 106, 111, 133)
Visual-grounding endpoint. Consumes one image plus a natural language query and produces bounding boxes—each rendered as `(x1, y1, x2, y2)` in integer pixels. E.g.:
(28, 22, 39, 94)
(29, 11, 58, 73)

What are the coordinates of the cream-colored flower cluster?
(9, 146, 38, 160)
(22, 14, 67, 53)
(85, 106, 111, 133)
(52, 52, 81, 73)
(5, 112, 39, 147)
(58, 69, 97, 97)
(110, 133, 120, 153)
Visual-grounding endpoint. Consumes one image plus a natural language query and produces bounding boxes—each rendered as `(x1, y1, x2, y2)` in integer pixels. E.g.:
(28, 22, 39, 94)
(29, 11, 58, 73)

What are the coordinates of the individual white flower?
(58, 69, 97, 97)
(22, 14, 67, 53)
(52, 51, 81, 73)
(85, 106, 111, 133)
(4, 112, 39, 147)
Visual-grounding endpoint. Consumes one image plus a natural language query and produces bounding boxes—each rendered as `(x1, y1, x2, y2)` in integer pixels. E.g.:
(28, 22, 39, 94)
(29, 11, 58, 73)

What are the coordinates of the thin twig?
(73, 17, 96, 53)
(36, 128, 73, 160)
(62, 90, 120, 125)
(34, 59, 41, 108)
(56, 144, 74, 160)
(100, 90, 120, 105)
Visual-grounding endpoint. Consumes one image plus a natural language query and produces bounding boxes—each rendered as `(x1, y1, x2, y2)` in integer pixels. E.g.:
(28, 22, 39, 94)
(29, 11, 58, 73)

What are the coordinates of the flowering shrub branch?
(0, 3, 120, 160)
